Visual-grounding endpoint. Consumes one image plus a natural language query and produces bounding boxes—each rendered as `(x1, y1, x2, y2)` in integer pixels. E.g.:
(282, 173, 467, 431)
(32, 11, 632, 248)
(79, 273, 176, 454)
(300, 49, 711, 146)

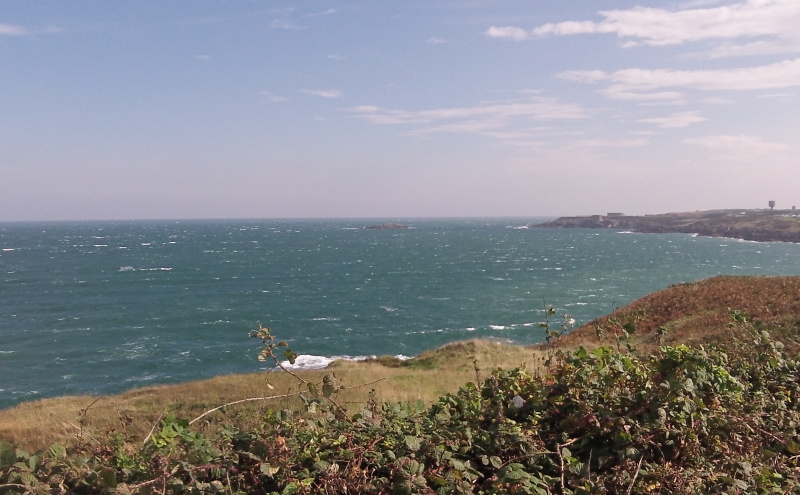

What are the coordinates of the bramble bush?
(2, 315, 800, 494)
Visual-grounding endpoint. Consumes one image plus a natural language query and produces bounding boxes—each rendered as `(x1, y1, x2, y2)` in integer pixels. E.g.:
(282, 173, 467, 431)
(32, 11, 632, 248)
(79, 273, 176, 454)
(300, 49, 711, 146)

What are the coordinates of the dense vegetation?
(559, 275, 800, 353)
(3, 276, 800, 493)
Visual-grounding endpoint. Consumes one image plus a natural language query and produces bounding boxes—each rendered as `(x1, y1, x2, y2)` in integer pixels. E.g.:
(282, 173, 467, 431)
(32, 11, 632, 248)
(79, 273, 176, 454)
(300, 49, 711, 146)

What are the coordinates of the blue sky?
(2, 0, 799, 221)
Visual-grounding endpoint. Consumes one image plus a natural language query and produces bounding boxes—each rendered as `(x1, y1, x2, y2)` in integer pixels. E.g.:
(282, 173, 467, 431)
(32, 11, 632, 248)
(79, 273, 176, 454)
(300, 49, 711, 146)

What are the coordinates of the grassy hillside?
(0, 340, 549, 452)
(556, 275, 800, 353)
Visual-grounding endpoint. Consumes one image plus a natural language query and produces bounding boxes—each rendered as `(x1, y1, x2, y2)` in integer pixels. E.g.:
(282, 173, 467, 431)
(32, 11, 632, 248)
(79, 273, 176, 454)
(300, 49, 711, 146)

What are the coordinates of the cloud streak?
(486, 0, 800, 51)
(302, 89, 344, 98)
(0, 23, 28, 36)
(684, 134, 791, 159)
(637, 112, 707, 128)
(559, 58, 800, 102)
(348, 97, 587, 144)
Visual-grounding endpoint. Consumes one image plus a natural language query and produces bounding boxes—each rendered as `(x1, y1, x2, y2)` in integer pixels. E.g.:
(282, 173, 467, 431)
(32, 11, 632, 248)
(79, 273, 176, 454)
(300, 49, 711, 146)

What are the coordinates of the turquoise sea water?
(3, 217, 800, 409)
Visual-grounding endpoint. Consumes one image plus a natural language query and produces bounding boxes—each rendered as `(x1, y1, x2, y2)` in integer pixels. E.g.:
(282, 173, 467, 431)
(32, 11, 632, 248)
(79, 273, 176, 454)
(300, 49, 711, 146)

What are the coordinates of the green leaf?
(313, 460, 331, 472)
(404, 435, 422, 451)
(47, 443, 67, 461)
(0, 442, 16, 469)
(284, 350, 297, 365)
(27, 454, 40, 472)
(98, 467, 118, 488)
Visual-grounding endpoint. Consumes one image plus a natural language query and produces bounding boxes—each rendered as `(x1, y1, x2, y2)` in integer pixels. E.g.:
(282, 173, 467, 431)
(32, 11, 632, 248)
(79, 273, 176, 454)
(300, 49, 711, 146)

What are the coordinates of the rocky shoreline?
(530, 208, 800, 243)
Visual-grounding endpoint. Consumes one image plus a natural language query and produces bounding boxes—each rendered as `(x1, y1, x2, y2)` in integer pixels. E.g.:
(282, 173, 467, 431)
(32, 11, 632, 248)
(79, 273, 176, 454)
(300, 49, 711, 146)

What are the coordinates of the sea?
(3, 217, 800, 410)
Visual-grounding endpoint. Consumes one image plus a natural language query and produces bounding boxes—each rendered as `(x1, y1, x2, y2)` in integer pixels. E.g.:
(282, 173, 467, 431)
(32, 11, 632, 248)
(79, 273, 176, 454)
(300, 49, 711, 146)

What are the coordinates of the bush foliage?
(2, 316, 800, 494)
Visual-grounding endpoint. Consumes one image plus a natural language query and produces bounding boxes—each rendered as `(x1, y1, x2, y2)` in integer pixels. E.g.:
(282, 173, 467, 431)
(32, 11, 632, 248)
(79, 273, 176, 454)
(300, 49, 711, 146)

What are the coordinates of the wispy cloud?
(301, 89, 344, 98)
(348, 97, 587, 143)
(559, 58, 800, 103)
(0, 23, 29, 36)
(271, 18, 306, 31)
(637, 111, 707, 128)
(427, 37, 449, 45)
(684, 134, 791, 158)
(486, 0, 800, 53)
(303, 9, 337, 18)
(259, 90, 289, 103)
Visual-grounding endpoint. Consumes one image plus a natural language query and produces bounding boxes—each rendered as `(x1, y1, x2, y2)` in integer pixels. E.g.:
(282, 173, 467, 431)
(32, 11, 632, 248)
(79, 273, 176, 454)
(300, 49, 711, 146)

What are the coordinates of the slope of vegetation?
(2, 275, 800, 493)
(557, 275, 800, 353)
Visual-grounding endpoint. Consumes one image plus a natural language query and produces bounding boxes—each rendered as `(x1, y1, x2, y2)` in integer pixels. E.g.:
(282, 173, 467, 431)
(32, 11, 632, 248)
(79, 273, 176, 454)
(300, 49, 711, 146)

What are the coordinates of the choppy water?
(2, 218, 800, 409)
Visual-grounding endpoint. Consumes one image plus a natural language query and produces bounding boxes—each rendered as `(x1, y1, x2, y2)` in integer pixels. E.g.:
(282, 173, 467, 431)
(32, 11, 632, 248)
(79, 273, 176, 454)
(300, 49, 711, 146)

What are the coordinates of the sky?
(2, 0, 799, 221)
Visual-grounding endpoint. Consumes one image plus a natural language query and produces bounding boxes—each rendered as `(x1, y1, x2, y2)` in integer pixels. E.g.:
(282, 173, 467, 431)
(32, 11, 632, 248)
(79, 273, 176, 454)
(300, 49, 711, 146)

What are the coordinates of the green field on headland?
(532, 208, 800, 243)
(2, 275, 800, 493)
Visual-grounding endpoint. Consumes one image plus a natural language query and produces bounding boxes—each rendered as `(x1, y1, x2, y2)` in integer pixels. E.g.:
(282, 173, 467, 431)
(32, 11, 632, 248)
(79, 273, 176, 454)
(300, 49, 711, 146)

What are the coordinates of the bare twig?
(50, 412, 101, 446)
(556, 438, 578, 493)
(142, 411, 166, 446)
(189, 392, 303, 425)
(625, 456, 644, 495)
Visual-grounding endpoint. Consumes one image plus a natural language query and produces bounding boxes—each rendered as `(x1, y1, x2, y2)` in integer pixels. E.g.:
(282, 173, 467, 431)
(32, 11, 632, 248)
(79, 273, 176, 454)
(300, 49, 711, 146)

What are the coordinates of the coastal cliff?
(531, 208, 800, 243)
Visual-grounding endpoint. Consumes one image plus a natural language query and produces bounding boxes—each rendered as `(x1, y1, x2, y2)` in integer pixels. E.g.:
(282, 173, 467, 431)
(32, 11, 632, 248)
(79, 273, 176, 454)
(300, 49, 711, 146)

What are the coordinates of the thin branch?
(189, 392, 303, 425)
(556, 438, 578, 493)
(142, 411, 166, 446)
(625, 456, 644, 495)
(50, 412, 100, 446)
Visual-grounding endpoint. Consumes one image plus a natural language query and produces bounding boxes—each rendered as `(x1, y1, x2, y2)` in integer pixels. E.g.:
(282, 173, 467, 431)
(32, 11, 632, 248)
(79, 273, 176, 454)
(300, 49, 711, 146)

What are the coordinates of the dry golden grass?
(0, 339, 548, 452)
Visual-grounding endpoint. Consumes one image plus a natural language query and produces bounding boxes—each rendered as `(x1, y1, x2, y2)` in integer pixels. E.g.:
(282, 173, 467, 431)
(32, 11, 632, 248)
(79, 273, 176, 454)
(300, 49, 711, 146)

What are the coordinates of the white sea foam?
(2, 248, 15, 252)
(279, 354, 410, 370)
(119, 266, 135, 272)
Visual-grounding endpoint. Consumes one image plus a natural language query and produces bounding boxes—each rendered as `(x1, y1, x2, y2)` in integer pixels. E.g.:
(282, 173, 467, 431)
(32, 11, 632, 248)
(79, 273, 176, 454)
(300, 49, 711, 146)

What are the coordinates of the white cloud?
(484, 26, 529, 41)
(701, 96, 734, 104)
(259, 90, 289, 103)
(271, 18, 305, 31)
(573, 138, 650, 148)
(561, 58, 800, 101)
(303, 9, 337, 18)
(301, 89, 343, 98)
(684, 134, 791, 158)
(0, 24, 28, 36)
(637, 111, 708, 128)
(488, 0, 800, 52)
(757, 92, 794, 100)
(427, 37, 449, 45)
(348, 97, 587, 144)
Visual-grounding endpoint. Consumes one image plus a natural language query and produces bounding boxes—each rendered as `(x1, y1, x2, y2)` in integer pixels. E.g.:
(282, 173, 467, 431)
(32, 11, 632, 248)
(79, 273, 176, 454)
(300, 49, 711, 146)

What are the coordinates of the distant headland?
(530, 207, 800, 243)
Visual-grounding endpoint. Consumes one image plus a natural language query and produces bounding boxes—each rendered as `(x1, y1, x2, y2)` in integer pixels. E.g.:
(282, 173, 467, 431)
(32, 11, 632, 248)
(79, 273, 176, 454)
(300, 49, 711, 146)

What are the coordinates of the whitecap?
(490, 325, 507, 330)
(119, 266, 135, 272)
(279, 353, 410, 370)
(2, 248, 15, 252)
